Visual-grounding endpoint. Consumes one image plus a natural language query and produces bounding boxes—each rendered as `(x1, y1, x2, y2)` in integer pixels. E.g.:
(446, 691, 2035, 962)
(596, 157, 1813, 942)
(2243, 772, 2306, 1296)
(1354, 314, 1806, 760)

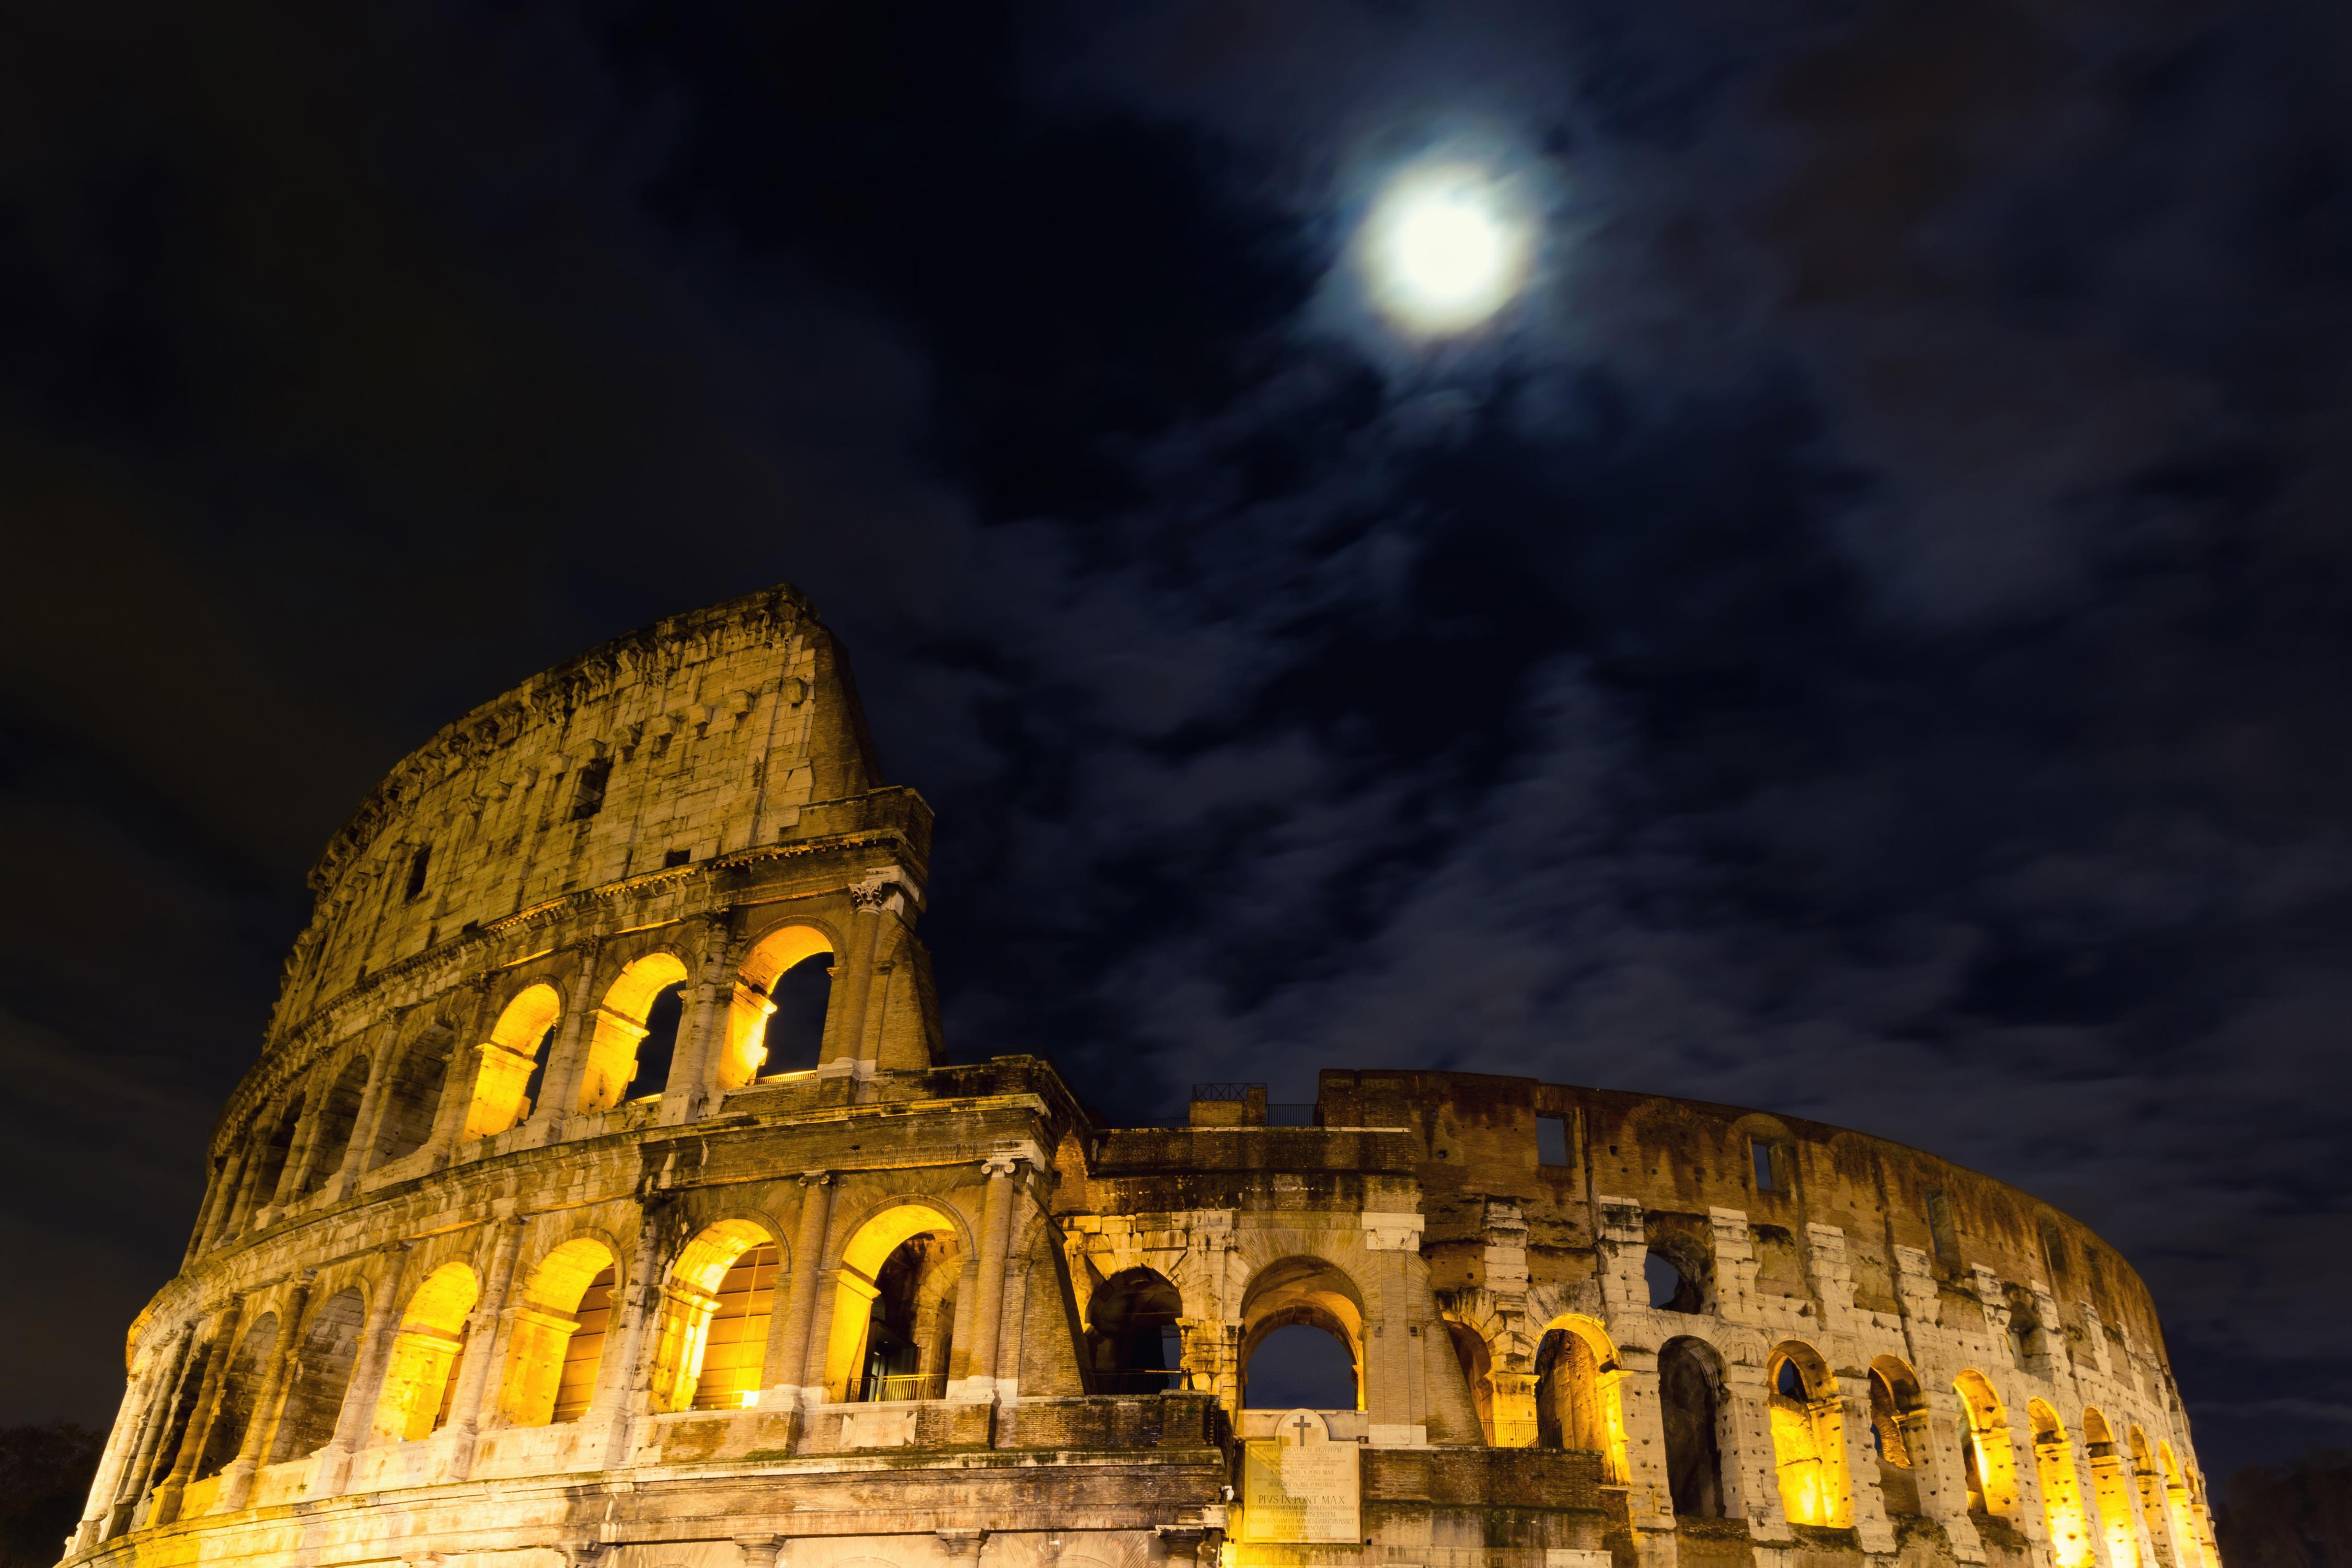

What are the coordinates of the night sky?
(4, 0, 2349, 1482)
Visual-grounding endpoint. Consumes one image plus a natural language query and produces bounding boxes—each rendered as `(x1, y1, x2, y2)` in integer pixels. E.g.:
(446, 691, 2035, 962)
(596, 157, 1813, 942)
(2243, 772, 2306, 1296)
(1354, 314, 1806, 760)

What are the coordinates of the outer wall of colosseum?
(62, 586, 2223, 1568)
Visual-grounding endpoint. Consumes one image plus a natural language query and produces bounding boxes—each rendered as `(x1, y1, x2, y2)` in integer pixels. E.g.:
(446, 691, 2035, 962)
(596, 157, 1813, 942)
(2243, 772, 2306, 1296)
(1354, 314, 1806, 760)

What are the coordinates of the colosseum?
(65, 585, 2221, 1568)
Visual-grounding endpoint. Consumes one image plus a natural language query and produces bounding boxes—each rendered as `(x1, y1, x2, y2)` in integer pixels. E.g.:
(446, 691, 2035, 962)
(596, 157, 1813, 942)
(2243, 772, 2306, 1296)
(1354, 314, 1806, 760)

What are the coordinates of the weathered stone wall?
(64, 589, 2220, 1568)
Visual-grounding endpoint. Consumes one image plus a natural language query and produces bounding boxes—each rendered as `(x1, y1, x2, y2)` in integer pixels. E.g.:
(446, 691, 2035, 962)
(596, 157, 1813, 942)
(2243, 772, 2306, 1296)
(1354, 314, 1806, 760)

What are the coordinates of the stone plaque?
(1241, 1410, 1360, 1544)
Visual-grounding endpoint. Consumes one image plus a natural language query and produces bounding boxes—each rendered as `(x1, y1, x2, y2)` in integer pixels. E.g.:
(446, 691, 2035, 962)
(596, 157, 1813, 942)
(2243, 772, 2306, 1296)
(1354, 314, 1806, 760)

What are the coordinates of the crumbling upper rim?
(305, 581, 818, 896)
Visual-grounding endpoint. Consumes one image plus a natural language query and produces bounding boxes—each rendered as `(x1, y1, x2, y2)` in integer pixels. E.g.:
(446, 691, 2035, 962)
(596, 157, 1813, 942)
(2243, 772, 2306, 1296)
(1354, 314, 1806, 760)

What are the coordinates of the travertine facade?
(67, 587, 2222, 1568)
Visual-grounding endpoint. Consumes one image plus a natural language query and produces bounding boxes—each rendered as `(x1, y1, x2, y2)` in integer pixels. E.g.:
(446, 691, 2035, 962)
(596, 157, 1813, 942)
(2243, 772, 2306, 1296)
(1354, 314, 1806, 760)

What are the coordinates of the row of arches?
(196, 926, 839, 1252)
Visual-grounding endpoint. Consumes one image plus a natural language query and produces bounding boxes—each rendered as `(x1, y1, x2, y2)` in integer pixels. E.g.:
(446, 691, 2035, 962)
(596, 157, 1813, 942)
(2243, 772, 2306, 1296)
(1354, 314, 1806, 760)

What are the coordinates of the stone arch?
(824, 1197, 967, 1402)
(462, 984, 561, 1141)
(1443, 1315, 1495, 1443)
(372, 1023, 452, 1166)
(1535, 1313, 1629, 1481)
(269, 1287, 365, 1461)
(577, 952, 693, 1113)
(2031, 1399, 2097, 1568)
(1660, 1334, 1730, 1520)
(1955, 1368, 2022, 1519)
(735, 921, 839, 1081)
(195, 1312, 278, 1478)
(1868, 1354, 1927, 1517)
(246, 1096, 306, 1216)
(294, 1053, 370, 1199)
(1768, 1339, 1852, 1526)
(1240, 1255, 1366, 1411)
(368, 1262, 478, 1445)
(651, 1217, 779, 1411)
(1086, 1267, 1185, 1393)
(2127, 1426, 2180, 1568)
(2156, 1440, 2207, 1568)
(501, 1236, 622, 1426)
(2083, 1407, 2144, 1568)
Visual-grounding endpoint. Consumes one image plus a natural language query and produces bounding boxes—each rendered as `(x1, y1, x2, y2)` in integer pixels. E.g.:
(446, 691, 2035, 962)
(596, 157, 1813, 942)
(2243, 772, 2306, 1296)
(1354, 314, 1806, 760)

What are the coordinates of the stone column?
(952, 1155, 1022, 1403)
(217, 1277, 313, 1512)
(1614, 1344, 1676, 1532)
(1835, 1378, 1897, 1551)
(187, 1151, 244, 1260)
(325, 1041, 398, 1202)
(278, 1075, 337, 1210)
(436, 1218, 525, 1479)
(768, 1172, 834, 1407)
(823, 887, 889, 1075)
(148, 1302, 243, 1526)
(1907, 1404, 1988, 1563)
(1721, 1358, 1793, 1541)
(527, 944, 605, 1138)
(586, 1202, 672, 1461)
(309, 1243, 410, 1496)
(108, 1326, 198, 1535)
(75, 1333, 176, 1549)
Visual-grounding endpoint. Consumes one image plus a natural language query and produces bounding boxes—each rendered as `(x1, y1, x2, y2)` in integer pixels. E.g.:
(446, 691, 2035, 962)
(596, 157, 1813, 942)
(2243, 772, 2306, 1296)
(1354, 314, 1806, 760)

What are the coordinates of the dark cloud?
(4, 0, 2349, 1479)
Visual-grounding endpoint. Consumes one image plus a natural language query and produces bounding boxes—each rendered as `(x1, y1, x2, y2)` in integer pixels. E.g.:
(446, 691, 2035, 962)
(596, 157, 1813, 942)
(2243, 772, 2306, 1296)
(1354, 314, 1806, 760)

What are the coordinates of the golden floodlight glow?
(1363, 164, 1530, 335)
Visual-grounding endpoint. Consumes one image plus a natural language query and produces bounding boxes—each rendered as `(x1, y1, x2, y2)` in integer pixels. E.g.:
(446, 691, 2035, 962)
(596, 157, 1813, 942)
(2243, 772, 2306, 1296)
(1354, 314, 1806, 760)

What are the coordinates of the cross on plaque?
(1289, 1413, 1315, 1446)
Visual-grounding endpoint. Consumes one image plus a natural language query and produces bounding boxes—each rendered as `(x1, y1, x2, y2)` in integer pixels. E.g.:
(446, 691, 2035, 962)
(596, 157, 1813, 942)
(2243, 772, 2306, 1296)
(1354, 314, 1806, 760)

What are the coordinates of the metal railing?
(859, 1372, 947, 1402)
(1191, 1082, 1264, 1101)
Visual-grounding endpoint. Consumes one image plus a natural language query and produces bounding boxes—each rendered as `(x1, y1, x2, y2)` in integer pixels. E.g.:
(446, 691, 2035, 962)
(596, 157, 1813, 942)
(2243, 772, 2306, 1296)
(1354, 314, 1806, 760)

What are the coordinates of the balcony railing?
(859, 1371, 947, 1402)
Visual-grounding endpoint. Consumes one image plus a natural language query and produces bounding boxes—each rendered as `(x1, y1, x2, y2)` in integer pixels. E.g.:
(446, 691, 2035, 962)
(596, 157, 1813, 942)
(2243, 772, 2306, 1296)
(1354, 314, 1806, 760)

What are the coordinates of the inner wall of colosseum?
(64, 588, 2223, 1568)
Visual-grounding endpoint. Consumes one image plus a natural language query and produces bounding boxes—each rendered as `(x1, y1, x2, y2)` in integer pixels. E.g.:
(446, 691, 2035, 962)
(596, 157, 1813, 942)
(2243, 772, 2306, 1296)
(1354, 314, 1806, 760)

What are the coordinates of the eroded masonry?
(69, 586, 2222, 1568)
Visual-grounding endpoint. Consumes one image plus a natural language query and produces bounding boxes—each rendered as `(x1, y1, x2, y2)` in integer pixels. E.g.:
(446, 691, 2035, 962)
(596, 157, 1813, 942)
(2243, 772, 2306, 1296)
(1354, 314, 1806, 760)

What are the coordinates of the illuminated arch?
(2082, 1409, 2143, 1568)
(1240, 1255, 1366, 1411)
(2157, 1441, 2209, 1568)
(1868, 1355, 1927, 1517)
(651, 1218, 779, 1411)
(1659, 1334, 1728, 1519)
(1768, 1339, 1852, 1527)
(462, 984, 562, 1140)
(1087, 1267, 1186, 1393)
(2031, 1400, 2096, 1568)
(499, 1237, 620, 1427)
(269, 1287, 364, 1460)
(195, 1312, 278, 1478)
(576, 953, 691, 1113)
(731, 923, 837, 1085)
(369, 1263, 478, 1444)
(1530, 1314, 1628, 1480)
(1955, 1369, 2022, 1518)
(823, 1198, 966, 1402)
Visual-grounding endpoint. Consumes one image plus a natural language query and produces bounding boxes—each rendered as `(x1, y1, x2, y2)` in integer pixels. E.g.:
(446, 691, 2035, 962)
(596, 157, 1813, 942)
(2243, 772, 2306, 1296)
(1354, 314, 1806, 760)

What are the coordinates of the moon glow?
(1362, 164, 1530, 335)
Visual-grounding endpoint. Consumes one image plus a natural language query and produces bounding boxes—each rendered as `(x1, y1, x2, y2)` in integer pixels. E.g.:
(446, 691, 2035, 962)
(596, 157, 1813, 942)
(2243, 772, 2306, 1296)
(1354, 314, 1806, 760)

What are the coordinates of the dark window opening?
(1243, 1323, 1355, 1410)
(1777, 1357, 1809, 1399)
(520, 1024, 557, 1122)
(624, 983, 687, 1100)
(1659, 1339, 1726, 1518)
(1751, 1138, 1783, 1191)
(1646, 1251, 1703, 1313)
(764, 952, 834, 1071)
(663, 848, 690, 868)
(2039, 1220, 2069, 1278)
(571, 757, 613, 821)
(1927, 1187, 1961, 1267)
(1538, 1113, 1571, 1168)
(404, 847, 430, 902)
(1087, 1269, 1186, 1394)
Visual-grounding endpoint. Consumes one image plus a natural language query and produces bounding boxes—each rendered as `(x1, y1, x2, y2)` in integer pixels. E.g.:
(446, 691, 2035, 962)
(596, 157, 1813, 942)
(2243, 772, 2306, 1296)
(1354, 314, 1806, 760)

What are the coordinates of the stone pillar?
(108, 1326, 198, 1535)
(187, 1151, 243, 1260)
(325, 1041, 398, 1202)
(75, 1335, 175, 1549)
(526, 945, 603, 1139)
(824, 887, 890, 1074)
(1615, 1345, 1676, 1532)
(952, 1154, 1022, 1403)
(661, 916, 734, 1126)
(148, 1302, 243, 1526)
(436, 1218, 525, 1478)
(278, 1076, 337, 1210)
(587, 1203, 673, 1459)
(1836, 1378, 1897, 1551)
(1907, 1404, 1988, 1563)
(1721, 1358, 1793, 1541)
(769, 1172, 834, 1406)
(308, 1243, 410, 1496)
(215, 1277, 313, 1512)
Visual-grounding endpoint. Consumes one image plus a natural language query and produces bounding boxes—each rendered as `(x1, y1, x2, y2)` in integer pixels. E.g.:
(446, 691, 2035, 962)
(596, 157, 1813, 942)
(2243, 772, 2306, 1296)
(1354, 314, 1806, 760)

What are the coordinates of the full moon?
(1362, 164, 1530, 335)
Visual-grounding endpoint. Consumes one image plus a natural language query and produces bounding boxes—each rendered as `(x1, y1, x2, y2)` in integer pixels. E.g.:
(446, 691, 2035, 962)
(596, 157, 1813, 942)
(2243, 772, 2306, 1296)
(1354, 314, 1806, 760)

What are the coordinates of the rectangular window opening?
(571, 757, 613, 822)
(1751, 1138, 1781, 1192)
(404, 846, 431, 902)
(1537, 1113, 1572, 1168)
(2040, 1219, 2069, 1277)
(663, 848, 691, 868)
(1927, 1186, 1961, 1267)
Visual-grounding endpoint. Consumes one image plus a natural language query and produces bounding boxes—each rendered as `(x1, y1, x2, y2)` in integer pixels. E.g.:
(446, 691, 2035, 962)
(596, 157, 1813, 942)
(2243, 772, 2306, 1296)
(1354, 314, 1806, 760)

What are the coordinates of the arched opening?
(142, 1336, 215, 1501)
(195, 1313, 278, 1478)
(372, 1032, 449, 1166)
(2128, 1427, 2174, 1567)
(1086, 1268, 1185, 1393)
(269, 1288, 364, 1461)
(650, 1220, 779, 1411)
(2083, 1408, 2144, 1568)
(462, 985, 562, 1140)
(500, 1238, 620, 1427)
(2157, 1442, 2208, 1568)
(825, 1202, 965, 1402)
(1240, 1256, 1365, 1412)
(1536, 1317, 1629, 1481)
(1659, 1335, 1727, 1519)
(1447, 1320, 1494, 1443)
(1954, 1369, 2021, 1519)
(247, 1099, 305, 1214)
(578, 953, 693, 1113)
(1869, 1355, 1926, 1517)
(736, 925, 835, 1081)
(368, 1264, 478, 1445)
(2031, 1400, 2096, 1568)
(1646, 1250, 1703, 1313)
(295, 1057, 370, 1200)
(1768, 1341, 1852, 1527)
